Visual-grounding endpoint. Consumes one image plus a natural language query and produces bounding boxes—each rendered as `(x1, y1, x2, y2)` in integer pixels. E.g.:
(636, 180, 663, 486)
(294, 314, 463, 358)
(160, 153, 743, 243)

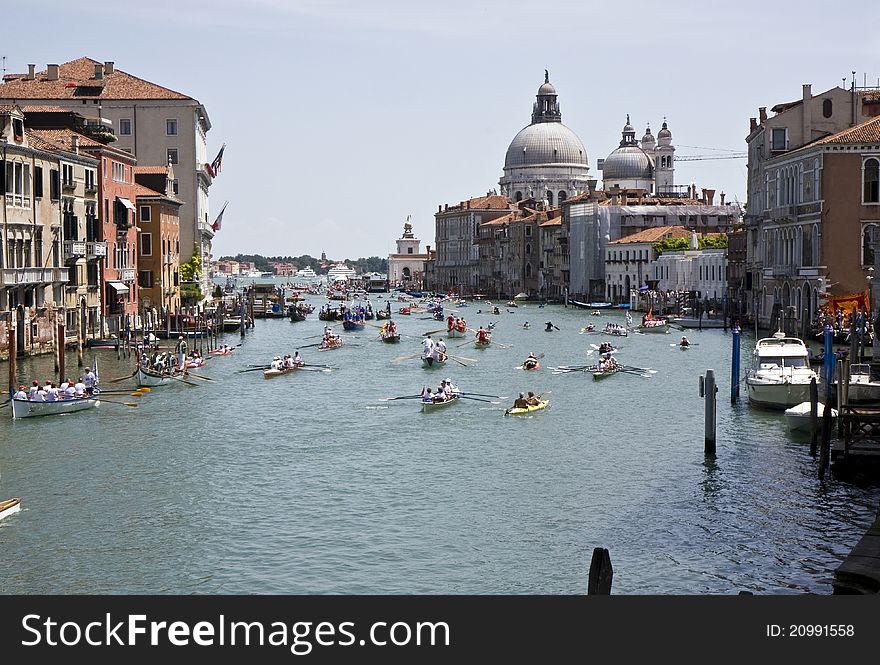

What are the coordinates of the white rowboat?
(0, 497, 21, 521)
(11, 395, 99, 419)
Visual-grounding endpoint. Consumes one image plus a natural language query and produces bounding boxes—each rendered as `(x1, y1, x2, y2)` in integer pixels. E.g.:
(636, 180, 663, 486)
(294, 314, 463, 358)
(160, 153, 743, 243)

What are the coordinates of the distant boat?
(295, 267, 318, 279)
(513, 292, 529, 300)
(570, 300, 613, 309)
(0, 497, 21, 522)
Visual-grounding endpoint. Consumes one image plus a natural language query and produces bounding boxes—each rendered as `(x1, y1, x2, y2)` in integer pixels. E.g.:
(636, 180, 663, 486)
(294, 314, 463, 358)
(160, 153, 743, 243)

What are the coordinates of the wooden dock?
(833, 506, 880, 594)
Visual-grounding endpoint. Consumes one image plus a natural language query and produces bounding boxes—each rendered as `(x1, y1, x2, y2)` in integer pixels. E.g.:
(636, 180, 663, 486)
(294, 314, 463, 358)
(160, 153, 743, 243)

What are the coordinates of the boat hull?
(637, 323, 669, 333)
(135, 367, 180, 387)
(422, 357, 445, 368)
(421, 395, 460, 412)
(506, 400, 549, 415)
(11, 396, 99, 419)
(446, 328, 466, 338)
(746, 380, 814, 409)
(474, 340, 491, 349)
(0, 497, 21, 521)
(380, 335, 401, 343)
(264, 367, 299, 378)
(784, 401, 837, 432)
(592, 368, 621, 380)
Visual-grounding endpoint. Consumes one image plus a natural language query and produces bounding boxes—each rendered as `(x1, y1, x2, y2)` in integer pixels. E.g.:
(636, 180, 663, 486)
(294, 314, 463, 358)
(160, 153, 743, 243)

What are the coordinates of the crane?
(675, 154, 747, 161)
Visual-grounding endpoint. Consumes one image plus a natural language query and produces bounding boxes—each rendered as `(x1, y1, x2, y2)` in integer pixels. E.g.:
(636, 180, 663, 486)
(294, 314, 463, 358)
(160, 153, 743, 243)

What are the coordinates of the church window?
(407, 247, 413, 254)
(515, 191, 523, 202)
(558, 191, 566, 204)
(526, 243, 532, 255)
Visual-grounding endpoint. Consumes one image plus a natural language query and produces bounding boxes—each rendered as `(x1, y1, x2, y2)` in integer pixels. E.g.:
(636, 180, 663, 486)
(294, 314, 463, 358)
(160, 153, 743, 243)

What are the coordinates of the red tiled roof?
(0, 57, 193, 101)
(133, 165, 169, 174)
(812, 116, 880, 145)
(0, 103, 18, 114)
(27, 128, 104, 150)
(539, 217, 562, 227)
(21, 105, 72, 113)
(608, 226, 693, 244)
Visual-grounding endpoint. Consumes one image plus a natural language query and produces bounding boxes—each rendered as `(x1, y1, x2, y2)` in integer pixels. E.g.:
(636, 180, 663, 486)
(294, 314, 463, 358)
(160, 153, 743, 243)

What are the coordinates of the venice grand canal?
(1, 297, 878, 594)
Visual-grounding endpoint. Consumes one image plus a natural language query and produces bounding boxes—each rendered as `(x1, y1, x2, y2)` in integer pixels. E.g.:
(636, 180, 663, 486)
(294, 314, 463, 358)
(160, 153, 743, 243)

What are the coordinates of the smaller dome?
(538, 82, 557, 95)
(657, 119, 672, 139)
(623, 117, 634, 133)
(641, 125, 654, 143)
(602, 146, 653, 180)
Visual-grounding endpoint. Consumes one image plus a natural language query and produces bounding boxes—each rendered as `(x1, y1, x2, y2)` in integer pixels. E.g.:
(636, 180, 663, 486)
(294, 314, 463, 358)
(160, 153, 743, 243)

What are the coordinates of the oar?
(182, 370, 214, 381)
(423, 328, 447, 336)
(391, 353, 421, 364)
(168, 374, 201, 387)
(238, 366, 270, 373)
(96, 397, 139, 407)
(108, 370, 136, 383)
(299, 343, 322, 349)
(458, 395, 500, 404)
(378, 395, 424, 401)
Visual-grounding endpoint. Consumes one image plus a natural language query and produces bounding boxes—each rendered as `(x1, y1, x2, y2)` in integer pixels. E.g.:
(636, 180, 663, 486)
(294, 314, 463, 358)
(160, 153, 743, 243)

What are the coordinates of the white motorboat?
(746, 331, 819, 409)
(784, 401, 837, 432)
(841, 363, 880, 404)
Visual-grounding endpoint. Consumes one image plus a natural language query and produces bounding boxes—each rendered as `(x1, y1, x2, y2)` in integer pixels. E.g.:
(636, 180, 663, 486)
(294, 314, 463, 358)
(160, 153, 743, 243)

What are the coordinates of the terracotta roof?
(0, 57, 193, 101)
(480, 213, 515, 227)
(0, 103, 18, 114)
(133, 165, 169, 174)
(133, 183, 163, 197)
(441, 194, 514, 213)
(812, 116, 880, 145)
(539, 217, 563, 227)
(21, 105, 72, 113)
(771, 99, 802, 114)
(27, 128, 104, 150)
(608, 226, 693, 244)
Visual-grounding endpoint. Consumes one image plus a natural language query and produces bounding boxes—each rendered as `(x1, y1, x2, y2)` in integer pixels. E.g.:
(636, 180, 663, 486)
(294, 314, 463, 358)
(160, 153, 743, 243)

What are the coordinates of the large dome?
(504, 122, 588, 169)
(602, 145, 653, 179)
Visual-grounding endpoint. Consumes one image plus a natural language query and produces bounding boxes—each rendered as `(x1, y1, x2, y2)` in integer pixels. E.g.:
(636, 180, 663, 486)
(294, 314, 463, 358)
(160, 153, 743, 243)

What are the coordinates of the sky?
(4, 0, 880, 261)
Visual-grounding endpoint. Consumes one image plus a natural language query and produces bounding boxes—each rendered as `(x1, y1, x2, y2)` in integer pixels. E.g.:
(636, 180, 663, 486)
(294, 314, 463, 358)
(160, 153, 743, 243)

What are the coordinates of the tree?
(180, 243, 202, 282)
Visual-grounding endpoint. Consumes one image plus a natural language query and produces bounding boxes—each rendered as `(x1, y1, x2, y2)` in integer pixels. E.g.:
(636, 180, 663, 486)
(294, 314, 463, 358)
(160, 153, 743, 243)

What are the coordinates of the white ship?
(326, 263, 358, 282)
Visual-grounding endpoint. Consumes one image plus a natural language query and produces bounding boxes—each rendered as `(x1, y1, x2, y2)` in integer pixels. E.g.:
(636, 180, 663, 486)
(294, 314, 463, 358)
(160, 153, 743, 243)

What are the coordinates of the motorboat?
(784, 401, 837, 432)
(840, 363, 880, 404)
(746, 331, 819, 409)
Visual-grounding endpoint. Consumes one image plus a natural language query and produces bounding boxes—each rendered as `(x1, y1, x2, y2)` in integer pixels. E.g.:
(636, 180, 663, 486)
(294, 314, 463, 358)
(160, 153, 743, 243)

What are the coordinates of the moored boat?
(0, 497, 22, 521)
(11, 395, 99, 419)
(746, 331, 819, 409)
(505, 399, 550, 415)
(784, 401, 837, 432)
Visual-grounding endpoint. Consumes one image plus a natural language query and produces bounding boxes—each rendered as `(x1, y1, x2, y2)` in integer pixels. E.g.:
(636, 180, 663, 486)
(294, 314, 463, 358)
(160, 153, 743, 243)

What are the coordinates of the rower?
(513, 393, 529, 409)
(524, 352, 538, 369)
(422, 335, 435, 358)
(476, 326, 490, 343)
(545, 321, 554, 332)
(293, 351, 304, 366)
(13, 385, 27, 401)
(435, 338, 447, 361)
(493, 306, 501, 315)
(444, 378, 458, 395)
(680, 336, 690, 347)
(523, 321, 530, 329)
(28, 380, 40, 400)
(526, 391, 541, 406)
(447, 314, 455, 330)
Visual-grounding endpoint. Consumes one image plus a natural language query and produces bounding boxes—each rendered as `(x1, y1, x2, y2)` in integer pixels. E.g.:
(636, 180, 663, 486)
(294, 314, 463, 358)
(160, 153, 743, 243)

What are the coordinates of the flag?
(206, 143, 225, 177)
(211, 201, 228, 231)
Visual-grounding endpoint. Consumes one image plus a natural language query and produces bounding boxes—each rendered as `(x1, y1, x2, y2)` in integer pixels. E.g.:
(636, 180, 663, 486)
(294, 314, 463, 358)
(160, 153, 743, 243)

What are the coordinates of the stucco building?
(387, 222, 428, 288)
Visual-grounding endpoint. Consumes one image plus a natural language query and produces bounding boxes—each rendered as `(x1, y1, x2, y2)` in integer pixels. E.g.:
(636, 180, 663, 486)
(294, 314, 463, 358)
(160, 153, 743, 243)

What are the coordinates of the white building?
(0, 58, 215, 299)
(388, 222, 428, 287)
(604, 226, 692, 303)
(653, 232, 727, 299)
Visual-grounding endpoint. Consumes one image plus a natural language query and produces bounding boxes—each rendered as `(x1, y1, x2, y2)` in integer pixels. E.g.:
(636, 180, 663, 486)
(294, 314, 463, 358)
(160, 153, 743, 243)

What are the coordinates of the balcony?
(0, 267, 69, 286)
(86, 241, 107, 259)
(64, 240, 87, 261)
(62, 178, 76, 191)
(121, 268, 136, 282)
(84, 183, 98, 194)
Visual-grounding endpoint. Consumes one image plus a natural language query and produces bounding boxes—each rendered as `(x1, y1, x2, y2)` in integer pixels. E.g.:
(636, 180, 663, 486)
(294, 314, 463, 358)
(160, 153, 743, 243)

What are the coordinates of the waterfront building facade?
(744, 83, 880, 334)
(499, 72, 591, 206)
(134, 165, 181, 317)
(604, 226, 692, 303)
(387, 222, 428, 288)
(0, 104, 69, 357)
(433, 194, 514, 294)
(0, 58, 215, 300)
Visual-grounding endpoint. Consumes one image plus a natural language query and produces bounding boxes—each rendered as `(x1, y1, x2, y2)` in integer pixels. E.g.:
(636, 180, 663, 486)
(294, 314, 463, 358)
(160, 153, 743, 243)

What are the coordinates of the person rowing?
(492, 306, 501, 315)
(526, 391, 541, 406)
(680, 336, 690, 347)
(476, 326, 491, 344)
(545, 321, 555, 332)
(523, 321, 530, 329)
(523, 352, 539, 369)
(512, 393, 529, 410)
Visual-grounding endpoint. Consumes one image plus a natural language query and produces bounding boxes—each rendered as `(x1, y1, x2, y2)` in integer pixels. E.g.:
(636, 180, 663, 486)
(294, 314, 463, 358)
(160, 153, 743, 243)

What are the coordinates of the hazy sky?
(4, 0, 879, 261)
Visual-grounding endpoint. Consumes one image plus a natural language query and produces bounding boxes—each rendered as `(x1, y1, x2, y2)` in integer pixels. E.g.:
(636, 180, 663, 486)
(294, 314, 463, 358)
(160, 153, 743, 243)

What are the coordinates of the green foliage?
(652, 235, 728, 256)
(179, 282, 202, 304)
(180, 244, 202, 281)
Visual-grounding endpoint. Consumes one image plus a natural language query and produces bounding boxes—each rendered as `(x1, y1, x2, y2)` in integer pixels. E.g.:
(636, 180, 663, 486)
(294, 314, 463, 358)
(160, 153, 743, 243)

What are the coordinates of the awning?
(116, 197, 135, 211)
(107, 281, 130, 294)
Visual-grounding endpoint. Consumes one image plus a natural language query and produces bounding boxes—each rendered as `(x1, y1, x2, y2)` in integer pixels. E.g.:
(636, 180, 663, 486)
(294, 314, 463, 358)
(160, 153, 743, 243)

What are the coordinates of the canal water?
(1, 296, 878, 594)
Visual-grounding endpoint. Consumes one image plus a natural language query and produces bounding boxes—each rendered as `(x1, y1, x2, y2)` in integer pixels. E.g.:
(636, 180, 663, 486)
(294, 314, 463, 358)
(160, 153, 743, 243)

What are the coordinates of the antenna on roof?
(1, 56, 5, 78)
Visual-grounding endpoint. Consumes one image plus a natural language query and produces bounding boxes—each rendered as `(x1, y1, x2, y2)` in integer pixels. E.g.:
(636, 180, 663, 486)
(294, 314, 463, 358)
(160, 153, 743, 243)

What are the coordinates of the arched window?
(813, 159, 821, 200)
(863, 224, 877, 266)
(402, 267, 411, 279)
(864, 158, 880, 203)
(525, 263, 532, 277)
(515, 191, 523, 202)
(558, 191, 567, 205)
(546, 191, 554, 206)
(525, 243, 532, 256)
(823, 99, 833, 118)
(798, 164, 804, 203)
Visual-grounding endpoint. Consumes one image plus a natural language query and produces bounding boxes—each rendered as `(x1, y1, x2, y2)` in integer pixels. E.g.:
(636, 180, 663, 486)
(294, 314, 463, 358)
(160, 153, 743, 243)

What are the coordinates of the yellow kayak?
(505, 400, 550, 416)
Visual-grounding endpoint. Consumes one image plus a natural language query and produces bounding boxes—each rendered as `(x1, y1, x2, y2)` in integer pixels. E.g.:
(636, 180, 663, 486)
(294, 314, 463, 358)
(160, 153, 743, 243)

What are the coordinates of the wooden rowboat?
(318, 339, 344, 351)
(135, 366, 185, 387)
(474, 338, 491, 349)
(421, 393, 460, 412)
(422, 356, 446, 368)
(263, 366, 301, 378)
(592, 366, 622, 380)
(380, 333, 401, 343)
(0, 497, 21, 522)
(11, 395, 99, 419)
(505, 399, 550, 415)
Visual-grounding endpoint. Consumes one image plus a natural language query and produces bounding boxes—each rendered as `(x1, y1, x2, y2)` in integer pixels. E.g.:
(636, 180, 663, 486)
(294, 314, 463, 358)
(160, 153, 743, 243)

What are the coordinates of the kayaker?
(526, 391, 541, 406)
(523, 353, 538, 369)
(680, 336, 690, 347)
(513, 393, 529, 409)
(545, 321, 554, 332)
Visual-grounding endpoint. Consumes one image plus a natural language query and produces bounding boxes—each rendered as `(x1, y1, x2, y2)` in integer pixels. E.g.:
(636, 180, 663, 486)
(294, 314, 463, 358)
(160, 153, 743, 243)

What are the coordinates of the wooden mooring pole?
(587, 547, 613, 595)
(57, 321, 65, 385)
(7, 324, 16, 396)
(730, 324, 740, 404)
(701, 369, 717, 455)
(809, 377, 819, 457)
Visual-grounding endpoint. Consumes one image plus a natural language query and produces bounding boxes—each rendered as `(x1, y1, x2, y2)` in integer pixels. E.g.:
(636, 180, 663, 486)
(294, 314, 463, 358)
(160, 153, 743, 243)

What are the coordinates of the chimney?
(438, 205, 442, 213)
(426, 244, 431, 254)
(802, 83, 812, 143)
(94, 63, 104, 79)
(71, 135, 79, 154)
(720, 192, 726, 205)
(758, 107, 767, 123)
(749, 117, 757, 132)
(444, 204, 448, 211)
(27, 64, 35, 80)
(104, 61, 115, 75)
(704, 188, 715, 205)
(47, 64, 59, 81)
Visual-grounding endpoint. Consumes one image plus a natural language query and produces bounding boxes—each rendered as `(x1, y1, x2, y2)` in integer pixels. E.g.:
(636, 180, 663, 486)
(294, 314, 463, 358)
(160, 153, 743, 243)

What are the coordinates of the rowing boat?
(422, 356, 446, 368)
(0, 497, 21, 521)
(318, 338, 344, 351)
(208, 348, 233, 356)
(185, 357, 207, 368)
(592, 366, 622, 380)
(136, 366, 184, 387)
(263, 365, 301, 378)
(474, 338, 491, 349)
(522, 362, 540, 370)
(636, 320, 669, 334)
(421, 393, 460, 412)
(380, 333, 401, 343)
(505, 399, 549, 415)
(11, 395, 100, 419)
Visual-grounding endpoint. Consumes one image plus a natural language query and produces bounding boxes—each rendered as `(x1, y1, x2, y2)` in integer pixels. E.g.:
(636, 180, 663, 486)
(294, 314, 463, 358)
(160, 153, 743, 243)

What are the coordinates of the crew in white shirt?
(28, 380, 40, 400)
(435, 338, 447, 361)
(13, 385, 28, 400)
(64, 382, 77, 399)
(83, 368, 97, 395)
(293, 351, 304, 366)
(33, 387, 48, 402)
(74, 379, 87, 397)
(44, 381, 58, 402)
(422, 335, 434, 359)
